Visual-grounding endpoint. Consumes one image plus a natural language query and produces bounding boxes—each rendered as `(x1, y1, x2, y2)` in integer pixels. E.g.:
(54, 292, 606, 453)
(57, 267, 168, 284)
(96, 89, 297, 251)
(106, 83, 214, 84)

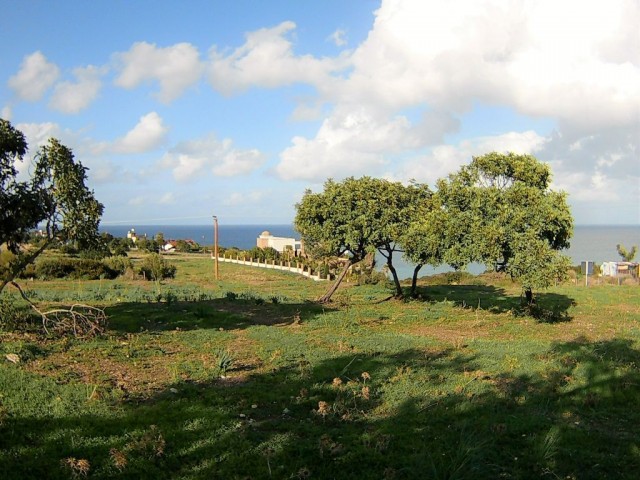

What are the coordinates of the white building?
(601, 261, 639, 277)
(256, 231, 303, 255)
(127, 229, 138, 243)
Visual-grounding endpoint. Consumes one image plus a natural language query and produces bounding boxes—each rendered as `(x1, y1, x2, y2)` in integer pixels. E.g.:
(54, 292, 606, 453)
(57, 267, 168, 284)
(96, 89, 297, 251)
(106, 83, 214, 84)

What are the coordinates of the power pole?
(213, 215, 219, 280)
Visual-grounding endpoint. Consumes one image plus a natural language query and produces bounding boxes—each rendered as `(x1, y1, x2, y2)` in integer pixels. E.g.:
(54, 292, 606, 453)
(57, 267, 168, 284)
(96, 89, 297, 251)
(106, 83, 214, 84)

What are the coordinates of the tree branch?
(9, 281, 107, 337)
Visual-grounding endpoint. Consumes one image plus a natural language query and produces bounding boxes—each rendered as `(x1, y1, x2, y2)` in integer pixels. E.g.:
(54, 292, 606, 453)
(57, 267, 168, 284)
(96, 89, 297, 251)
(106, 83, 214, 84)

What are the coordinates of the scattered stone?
(5, 354, 20, 364)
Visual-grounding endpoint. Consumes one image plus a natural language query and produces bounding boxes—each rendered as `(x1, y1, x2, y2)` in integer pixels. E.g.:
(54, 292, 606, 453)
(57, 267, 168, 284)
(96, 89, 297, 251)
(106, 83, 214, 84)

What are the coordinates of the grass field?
(1, 253, 639, 479)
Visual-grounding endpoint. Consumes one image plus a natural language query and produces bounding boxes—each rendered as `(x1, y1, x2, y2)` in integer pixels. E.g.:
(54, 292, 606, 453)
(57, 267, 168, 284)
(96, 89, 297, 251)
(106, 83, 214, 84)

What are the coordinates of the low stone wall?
(213, 256, 327, 282)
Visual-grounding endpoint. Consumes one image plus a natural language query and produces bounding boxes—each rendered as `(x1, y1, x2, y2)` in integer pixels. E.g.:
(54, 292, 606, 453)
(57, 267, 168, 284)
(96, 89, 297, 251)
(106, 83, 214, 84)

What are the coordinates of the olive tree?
(295, 177, 428, 302)
(0, 119, 104, 294)
(436, 152, 573, 304)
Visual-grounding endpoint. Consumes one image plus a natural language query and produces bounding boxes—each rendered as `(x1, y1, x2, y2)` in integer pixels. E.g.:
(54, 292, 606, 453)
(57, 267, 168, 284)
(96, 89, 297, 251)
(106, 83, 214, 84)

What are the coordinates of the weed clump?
(138, 254, 177, 281)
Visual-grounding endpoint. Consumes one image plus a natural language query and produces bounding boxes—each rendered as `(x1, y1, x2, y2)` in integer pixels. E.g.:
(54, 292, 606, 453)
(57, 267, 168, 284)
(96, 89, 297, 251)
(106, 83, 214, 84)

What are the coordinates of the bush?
(0, 295, 35, 332)
(138, 253, 177, 281)
(421, 271, 476, 285)
(356, 270, 389, 286)
(35, 258, 76, 279)
(79, 248, 111, 260)
(35, 257, 118, 280)
(103, 256, 133, 276)
(59, 243, 79, 255)
(73, 259, 117, 279)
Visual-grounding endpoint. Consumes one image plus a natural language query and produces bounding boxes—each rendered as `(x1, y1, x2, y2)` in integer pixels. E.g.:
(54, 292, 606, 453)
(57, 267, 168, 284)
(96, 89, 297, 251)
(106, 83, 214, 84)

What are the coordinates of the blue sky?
(1, 0, 638, 226)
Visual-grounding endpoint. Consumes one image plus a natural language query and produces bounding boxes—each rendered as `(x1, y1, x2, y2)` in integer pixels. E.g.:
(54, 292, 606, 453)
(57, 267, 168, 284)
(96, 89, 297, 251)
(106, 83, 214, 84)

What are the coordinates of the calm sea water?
(100, 224, 297, 250)
(101, 224, 639, 280)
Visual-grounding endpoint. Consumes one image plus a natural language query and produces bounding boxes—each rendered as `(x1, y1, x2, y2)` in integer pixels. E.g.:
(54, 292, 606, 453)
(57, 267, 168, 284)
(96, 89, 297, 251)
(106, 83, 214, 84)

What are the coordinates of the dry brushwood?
(10, 281, 107, 338)
(41, 304, 107, 338)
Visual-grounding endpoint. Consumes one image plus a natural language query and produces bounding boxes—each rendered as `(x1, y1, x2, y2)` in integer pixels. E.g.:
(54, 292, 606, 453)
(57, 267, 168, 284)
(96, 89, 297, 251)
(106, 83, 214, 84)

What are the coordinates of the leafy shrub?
(73, 259, 117, 279)
(79, 248, 111, 260)
(0, 295, 35, 332)
(35, 257, 118, 280)
(35, 258, 76, 279)
(138, 253, 177, 281)
(421, 271, 476, 285)
(356, 270, 389, 286)
(224, 291, 238, 301)
(59, 243, 79, 255)
(103, 256, 133, 276)
(136, 238, 160, 253)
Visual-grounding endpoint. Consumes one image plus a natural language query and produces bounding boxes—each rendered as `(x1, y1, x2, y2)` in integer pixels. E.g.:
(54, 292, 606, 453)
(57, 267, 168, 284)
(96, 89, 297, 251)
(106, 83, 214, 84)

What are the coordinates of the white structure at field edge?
(257, 231, 303, 256)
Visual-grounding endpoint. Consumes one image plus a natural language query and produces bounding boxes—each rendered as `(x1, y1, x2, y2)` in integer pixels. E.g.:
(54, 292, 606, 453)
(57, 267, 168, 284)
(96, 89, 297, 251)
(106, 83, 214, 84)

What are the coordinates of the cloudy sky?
(1, 0, 638, 225)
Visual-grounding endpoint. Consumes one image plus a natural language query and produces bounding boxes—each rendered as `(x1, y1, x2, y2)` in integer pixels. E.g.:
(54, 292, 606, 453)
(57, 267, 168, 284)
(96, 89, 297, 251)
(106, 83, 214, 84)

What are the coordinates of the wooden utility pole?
(213, 215, 219, 280)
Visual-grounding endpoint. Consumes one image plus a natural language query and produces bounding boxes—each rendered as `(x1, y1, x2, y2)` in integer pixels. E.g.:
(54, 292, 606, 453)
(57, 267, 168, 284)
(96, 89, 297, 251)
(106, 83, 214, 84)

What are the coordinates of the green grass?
(0, 254, 639, 479)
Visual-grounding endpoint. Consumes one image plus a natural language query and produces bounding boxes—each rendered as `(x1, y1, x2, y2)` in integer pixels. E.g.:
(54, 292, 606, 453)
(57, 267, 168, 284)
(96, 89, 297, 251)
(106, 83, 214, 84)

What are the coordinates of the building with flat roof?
(257, 230, 303, 255)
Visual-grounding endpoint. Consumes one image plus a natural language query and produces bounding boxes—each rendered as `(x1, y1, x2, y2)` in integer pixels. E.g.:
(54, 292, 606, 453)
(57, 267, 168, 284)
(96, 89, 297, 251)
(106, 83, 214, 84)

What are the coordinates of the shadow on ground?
(412, 283, 575, 322)
(1, 336, 638, 479)
(105, 297, 332, 333)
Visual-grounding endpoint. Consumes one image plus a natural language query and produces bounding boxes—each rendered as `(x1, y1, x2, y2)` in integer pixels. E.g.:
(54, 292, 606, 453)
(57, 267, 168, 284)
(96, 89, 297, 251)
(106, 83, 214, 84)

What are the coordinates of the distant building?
(257, 230, 303, 255)
(127, 229, 138, 243)
(601, 261, 639, 278)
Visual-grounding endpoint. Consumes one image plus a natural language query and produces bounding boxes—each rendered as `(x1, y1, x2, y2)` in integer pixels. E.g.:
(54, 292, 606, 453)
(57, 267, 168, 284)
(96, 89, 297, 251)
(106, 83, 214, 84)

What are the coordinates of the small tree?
(616, 244, 637, 262)
(1, 119, 105, 335)
(1, 120, 104, 293)
(155, 232, 165, 247)
(139, 253, 177, 281)
(137, 237, 159, 253)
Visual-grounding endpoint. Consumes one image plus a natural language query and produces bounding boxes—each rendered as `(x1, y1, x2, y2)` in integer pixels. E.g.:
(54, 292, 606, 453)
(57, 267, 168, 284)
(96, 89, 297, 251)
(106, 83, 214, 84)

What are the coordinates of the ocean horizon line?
(100, 222, 638, 228)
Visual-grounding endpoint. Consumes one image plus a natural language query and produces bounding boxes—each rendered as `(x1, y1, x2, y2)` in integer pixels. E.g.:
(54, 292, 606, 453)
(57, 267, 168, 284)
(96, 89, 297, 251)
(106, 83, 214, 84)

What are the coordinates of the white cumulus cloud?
(328, 29, 348, 47)
(335, 0, 639, 125)
(16, 121, 62, 149)
(113, 112, 168, 154)
(161, 133, 264, 181)
(12, 122, 62, 180)
(276, 104, 461, 181)
(49, 65, 105, 114)
(223, 190, 268, 207)
(208, 21, 350, 95)
(113, 41, 203, 102)
(276, 0, 639, 195)
(8, 51, 60, 101)
(394, 130, 549, 185)
(159, 192, 176, 205)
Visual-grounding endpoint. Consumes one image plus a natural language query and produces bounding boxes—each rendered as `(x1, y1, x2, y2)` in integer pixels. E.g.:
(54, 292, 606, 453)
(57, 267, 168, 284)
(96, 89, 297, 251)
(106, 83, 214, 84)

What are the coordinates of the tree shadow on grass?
(1, 338, 638, 479)
(105, 298, 332, 333)
(414, 284, 576, 322)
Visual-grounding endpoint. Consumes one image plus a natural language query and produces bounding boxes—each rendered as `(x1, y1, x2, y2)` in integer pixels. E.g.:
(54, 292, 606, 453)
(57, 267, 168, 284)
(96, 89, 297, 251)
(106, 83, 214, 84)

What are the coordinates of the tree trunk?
(0, 240, 51, 295)
(317, 259, 354, 303)
(524, 287, 534, 305)
(410, 264, 423, 297)
(386, 253, 403, 298)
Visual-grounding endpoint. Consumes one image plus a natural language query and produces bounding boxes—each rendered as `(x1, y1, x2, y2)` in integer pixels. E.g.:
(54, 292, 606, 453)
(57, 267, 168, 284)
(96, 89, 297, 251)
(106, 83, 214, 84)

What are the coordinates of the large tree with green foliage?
(0, 119, 104, 294)
(436, 152, 573, 304)
(295, 177, 429, 302)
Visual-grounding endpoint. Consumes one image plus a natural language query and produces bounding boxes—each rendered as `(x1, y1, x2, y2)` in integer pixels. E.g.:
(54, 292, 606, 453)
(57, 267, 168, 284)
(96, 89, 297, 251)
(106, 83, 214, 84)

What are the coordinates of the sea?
(101, 224, 640, 281)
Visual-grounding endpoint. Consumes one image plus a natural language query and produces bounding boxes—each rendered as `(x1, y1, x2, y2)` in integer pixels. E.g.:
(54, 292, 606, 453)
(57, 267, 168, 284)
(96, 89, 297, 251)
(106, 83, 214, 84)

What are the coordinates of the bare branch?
(9, 281, 107, 338)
